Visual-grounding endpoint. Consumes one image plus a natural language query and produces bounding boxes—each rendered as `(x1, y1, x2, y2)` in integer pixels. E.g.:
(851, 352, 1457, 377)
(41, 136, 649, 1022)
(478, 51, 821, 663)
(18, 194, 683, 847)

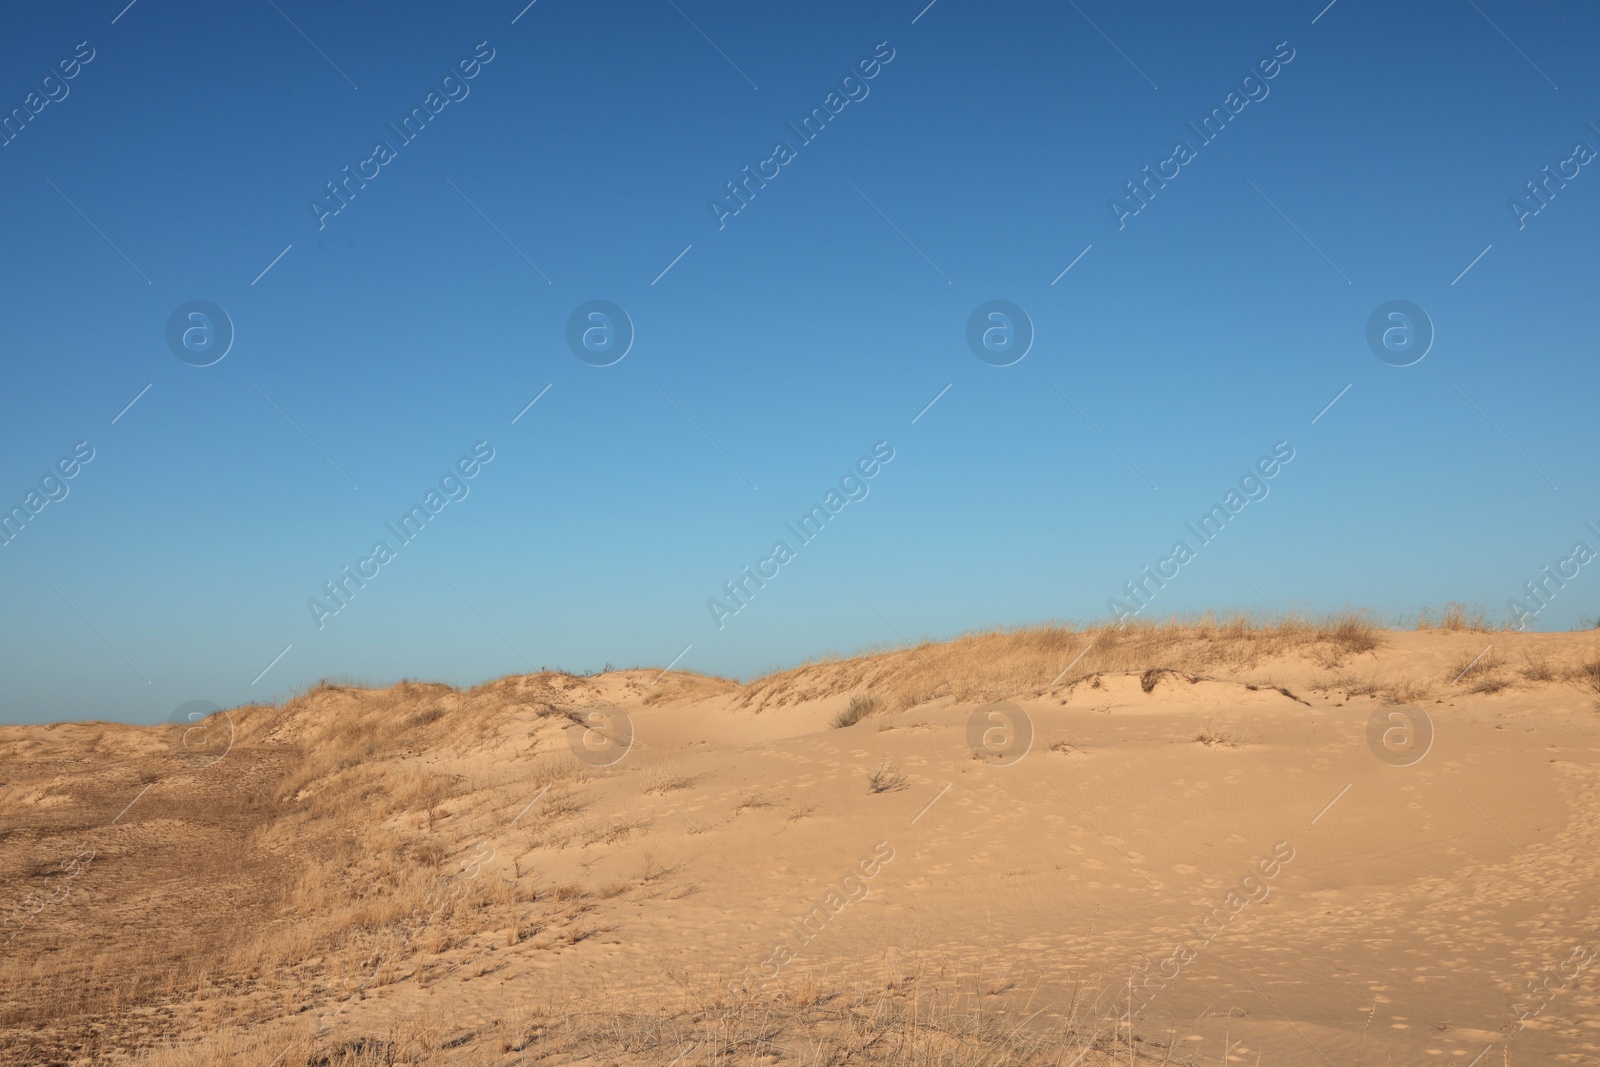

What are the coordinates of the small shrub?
(1194, 725, 1242, 748)
(831, 692, 879, 728)
(732, 793, 774, 814)
(1383, 679, 1432, 704)
(1579, 657, 1600, 693)
(1417, 603, 1494, 632)
(1330, 616, 1381, 653)
(1447, 647, 1500, 684)
(1470, 674, 1512, 695)
(867, 758, 908, 793)
(1520, 655, 1557, 682)
(406, 705, 446, 728)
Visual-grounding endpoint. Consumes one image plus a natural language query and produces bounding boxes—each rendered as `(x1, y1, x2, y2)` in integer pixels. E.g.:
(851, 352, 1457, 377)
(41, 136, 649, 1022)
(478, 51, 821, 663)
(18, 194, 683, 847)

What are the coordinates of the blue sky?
(1, 0, 1596, 724)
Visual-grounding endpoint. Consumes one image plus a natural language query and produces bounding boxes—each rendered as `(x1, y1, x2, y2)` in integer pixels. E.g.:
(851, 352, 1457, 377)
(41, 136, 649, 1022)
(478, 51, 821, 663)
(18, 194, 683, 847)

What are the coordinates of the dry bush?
(1383, 678, 1433, 704)
(1521, 654, 1558, 682)
(1415, 602, 1498, 632)
(732, 793, 775, 815)
(1577, 656, 1600, 694)
(1437, 646, 1515, 696)
(1194, 722, 1243, 748)
(867, 758, 908, 794)
(831, 692, 879, 728)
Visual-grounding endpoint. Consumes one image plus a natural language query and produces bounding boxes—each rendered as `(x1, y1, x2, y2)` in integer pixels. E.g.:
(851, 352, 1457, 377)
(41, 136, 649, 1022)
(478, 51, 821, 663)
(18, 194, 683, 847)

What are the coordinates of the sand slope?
(2, 625, 1598, 1065)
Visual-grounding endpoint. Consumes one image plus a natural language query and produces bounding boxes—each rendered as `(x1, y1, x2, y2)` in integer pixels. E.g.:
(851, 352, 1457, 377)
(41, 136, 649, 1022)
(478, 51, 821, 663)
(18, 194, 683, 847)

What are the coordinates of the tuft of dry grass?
(1320, 672, 1430, 704)
(831, 691, 880, 728)
(867, 758, 908, 794)
(640, 763, 697, 795)
(1577, 656, 1600, 694)
(1194, 721, 1243, 748)
(732, 792, 775, 815)
(1383, 678, 1433, 704)
(1520, 654, 1558, 682)
(1415, 602, 1499, 632)
(1445, 647, 1514, 695)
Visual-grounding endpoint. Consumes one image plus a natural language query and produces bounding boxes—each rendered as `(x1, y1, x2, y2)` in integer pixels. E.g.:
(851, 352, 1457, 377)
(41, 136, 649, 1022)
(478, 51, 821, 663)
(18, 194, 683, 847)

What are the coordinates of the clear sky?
(1, 0, 1596, 725)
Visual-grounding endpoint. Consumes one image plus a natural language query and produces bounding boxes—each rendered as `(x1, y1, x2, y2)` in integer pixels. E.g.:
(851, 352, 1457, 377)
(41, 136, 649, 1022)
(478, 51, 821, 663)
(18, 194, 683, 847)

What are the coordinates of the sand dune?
(3, 619, 1598, 1065)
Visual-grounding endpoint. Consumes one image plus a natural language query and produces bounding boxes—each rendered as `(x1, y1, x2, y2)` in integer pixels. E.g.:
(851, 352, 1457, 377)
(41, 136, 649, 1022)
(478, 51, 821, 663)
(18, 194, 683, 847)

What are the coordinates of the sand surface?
(3, 626, 1598, 1065)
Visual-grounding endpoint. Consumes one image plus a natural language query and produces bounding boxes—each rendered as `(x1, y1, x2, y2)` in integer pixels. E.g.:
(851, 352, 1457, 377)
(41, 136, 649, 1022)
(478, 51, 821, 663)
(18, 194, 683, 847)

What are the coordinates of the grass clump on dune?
(742, 611, 1386, 713)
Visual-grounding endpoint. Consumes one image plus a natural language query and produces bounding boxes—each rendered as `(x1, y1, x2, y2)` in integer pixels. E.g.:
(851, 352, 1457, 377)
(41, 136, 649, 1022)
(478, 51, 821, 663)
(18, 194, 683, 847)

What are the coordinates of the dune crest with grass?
(4, 613, 1599, 1065)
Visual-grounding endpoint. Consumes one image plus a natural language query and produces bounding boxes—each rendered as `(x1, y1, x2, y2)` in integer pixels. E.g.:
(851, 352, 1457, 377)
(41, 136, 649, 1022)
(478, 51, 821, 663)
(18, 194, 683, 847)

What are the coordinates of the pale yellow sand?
(3, 623, 1597, 1065)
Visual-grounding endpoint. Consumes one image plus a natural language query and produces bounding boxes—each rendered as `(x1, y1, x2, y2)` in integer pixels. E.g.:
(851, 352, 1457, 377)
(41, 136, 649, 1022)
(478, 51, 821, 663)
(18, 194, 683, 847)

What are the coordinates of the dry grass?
(0, 672, 627, 1064)
(1414, 602, 1500, 632)
(741, 612, 1385, 714)
(1444, 647, 1517, 694)
(867, 758, 909, 794)
(124, 971, 1134, 1066)
(731, 792, 776, 815)
(1520, 654, 1558, 682)
(1194, 722, 1244, 748)
(10, 624, 1589, 1064)
(831, 691, 880, 728)
(1579, 656, 1600, 694)
(640, 763, 697, 795)
(1320, 672, 1432, 705)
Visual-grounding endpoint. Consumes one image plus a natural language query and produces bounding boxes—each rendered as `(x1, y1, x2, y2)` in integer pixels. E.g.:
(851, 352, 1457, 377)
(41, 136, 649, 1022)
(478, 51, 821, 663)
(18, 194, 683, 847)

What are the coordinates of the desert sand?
(3, 617, 1598, 1065)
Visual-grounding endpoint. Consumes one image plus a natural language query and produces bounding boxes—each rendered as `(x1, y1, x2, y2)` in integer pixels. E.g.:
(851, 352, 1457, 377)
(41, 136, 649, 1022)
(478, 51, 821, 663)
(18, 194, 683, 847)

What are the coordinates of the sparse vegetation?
(868, 758, 909, 793)
(1520, 654, 1558, 682)
(640, 763, 696, 794)
(732, 792, 776, 815)
(1580, 656, 1600, 694)
(1445, 646, 1516, 693)
(1415, 602, 1499, 632)
(122, 973, 1133, 1066)
(8, 623, 1597, 1065)
(740, 611, 1388, 714)
(831, 691, 880, 728)
(1320, 672, 1431, 704)
(1194, 723, 1243, 748)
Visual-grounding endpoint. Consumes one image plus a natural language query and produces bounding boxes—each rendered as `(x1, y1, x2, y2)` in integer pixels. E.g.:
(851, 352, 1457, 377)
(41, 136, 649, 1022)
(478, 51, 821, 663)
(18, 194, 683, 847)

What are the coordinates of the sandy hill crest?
(3, 616, 1599, 1065)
